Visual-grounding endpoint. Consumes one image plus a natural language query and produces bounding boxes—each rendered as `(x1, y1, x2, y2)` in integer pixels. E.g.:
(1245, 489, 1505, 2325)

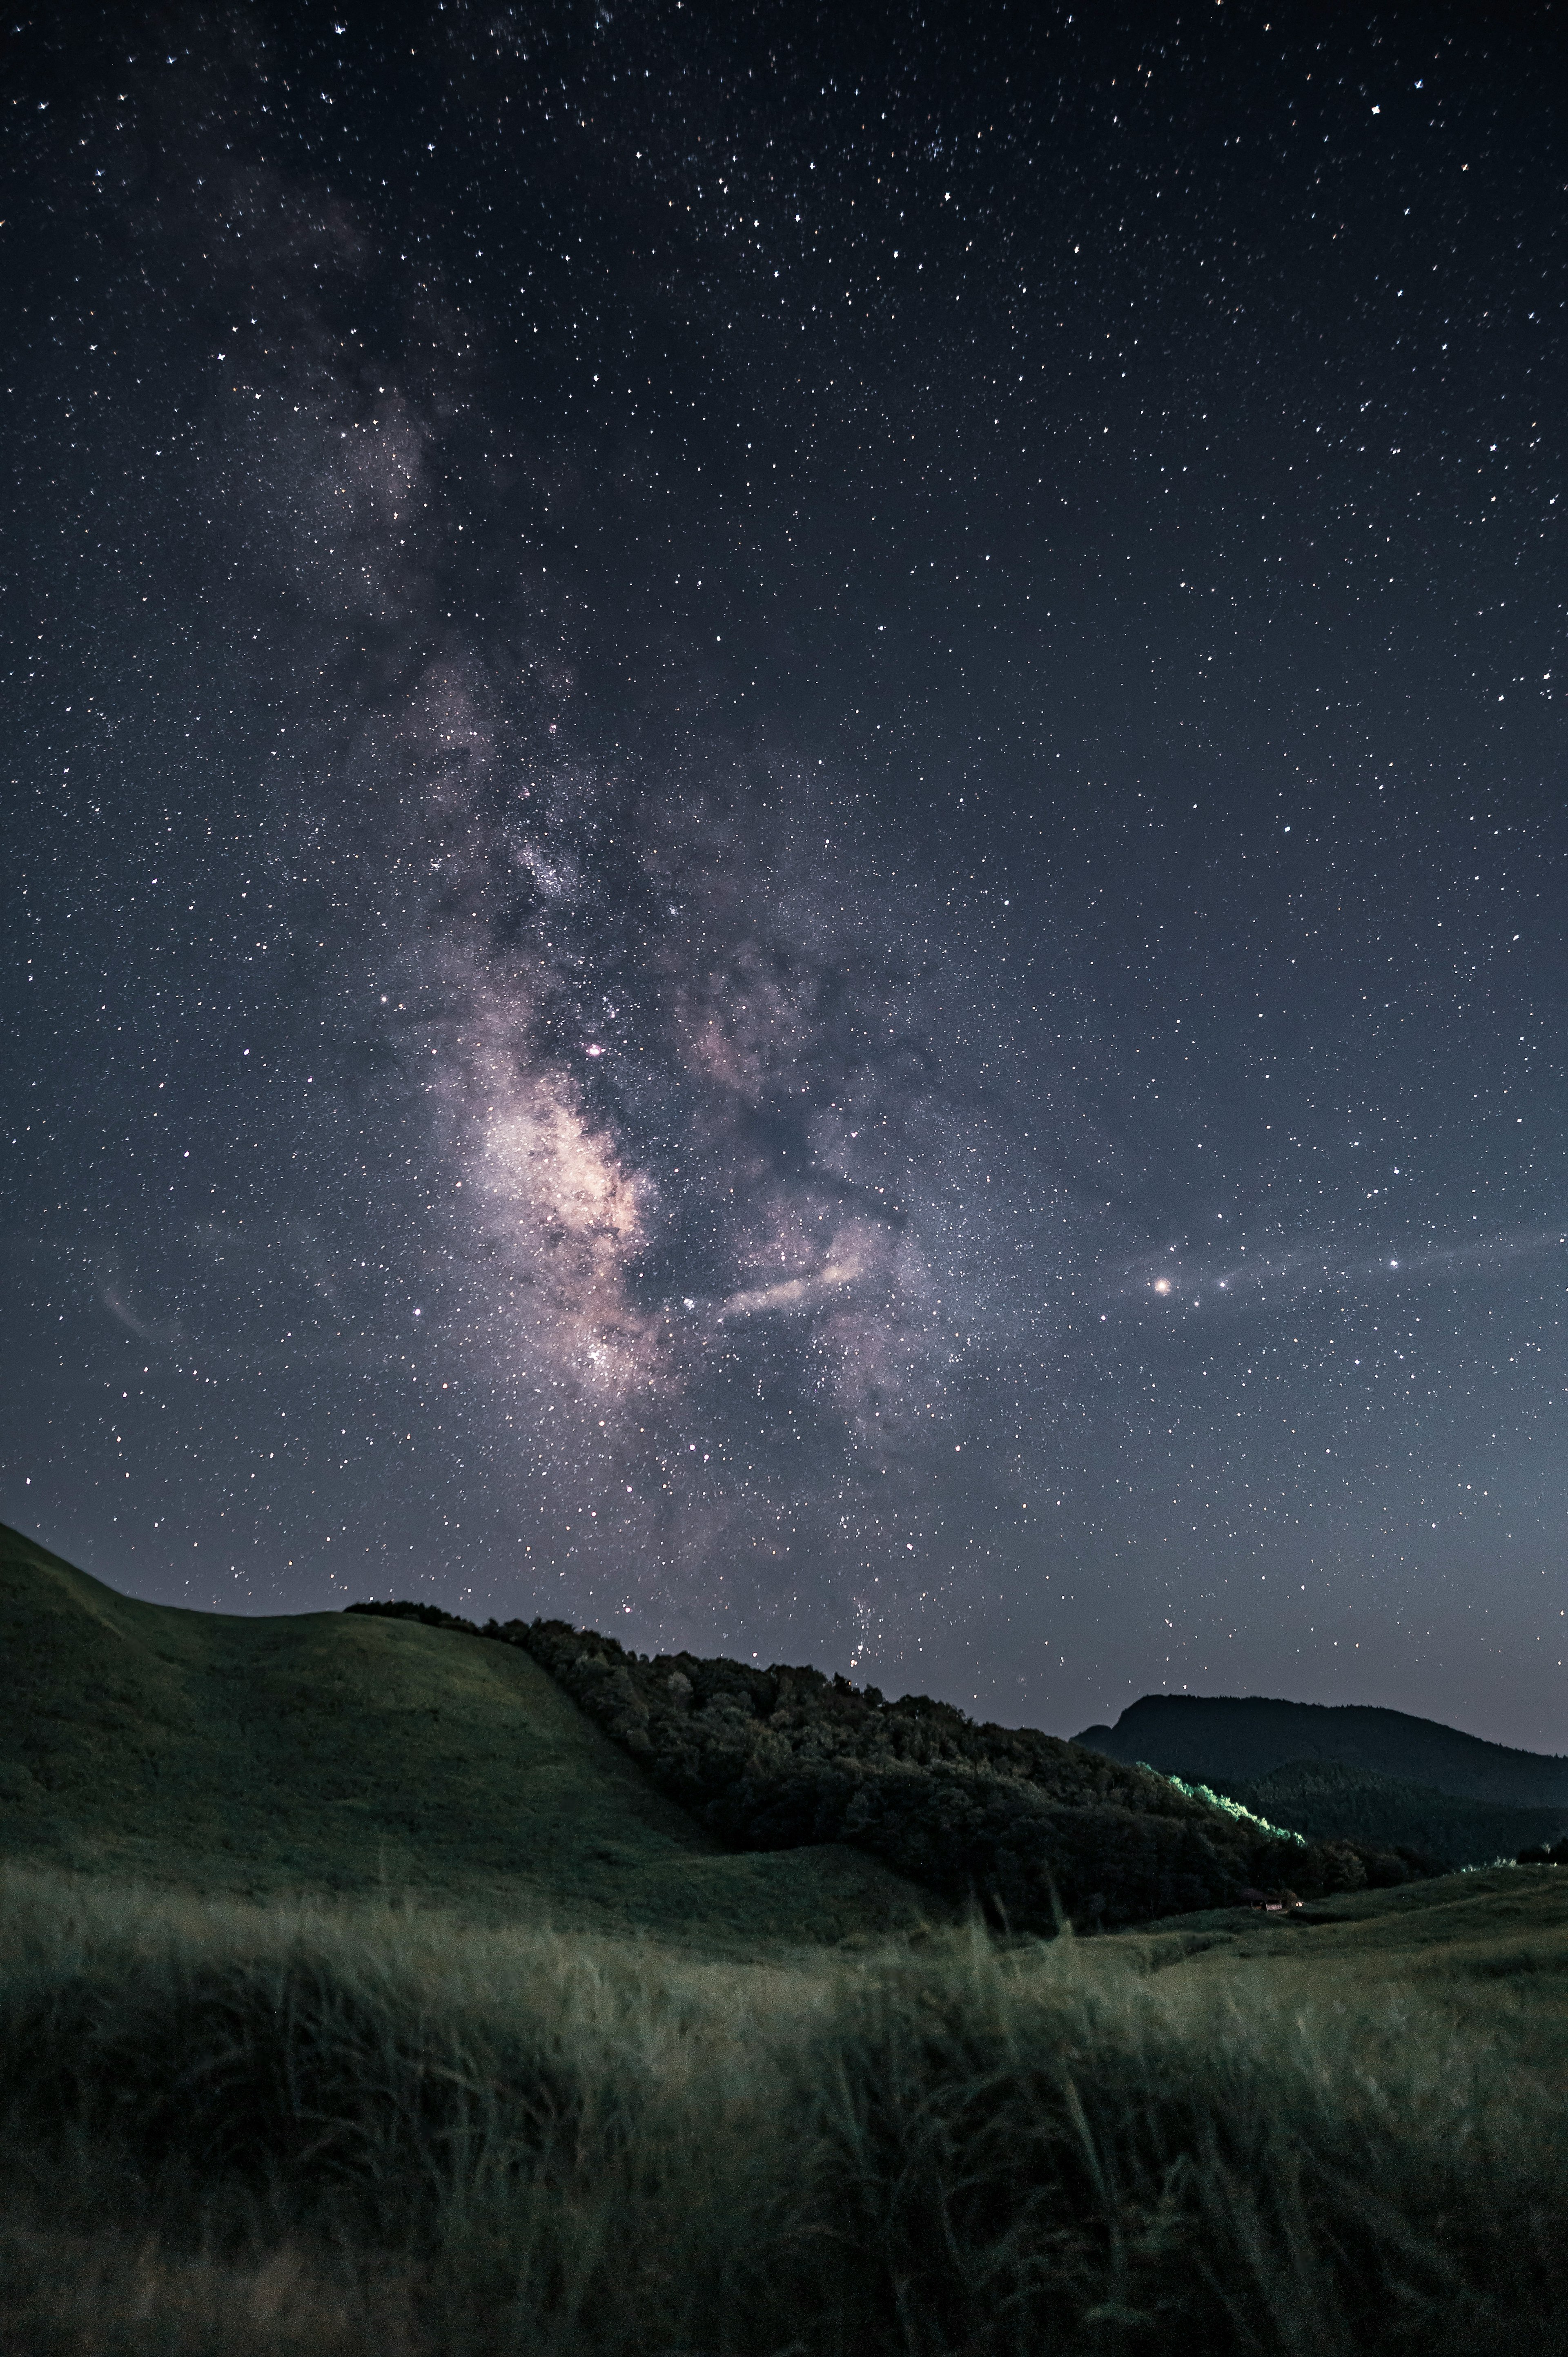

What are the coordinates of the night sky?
(4, 1, 1565, 1747)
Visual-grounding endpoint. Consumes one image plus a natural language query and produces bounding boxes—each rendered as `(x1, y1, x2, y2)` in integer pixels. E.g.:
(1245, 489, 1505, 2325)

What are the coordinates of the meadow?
(4, 1861, 1568, 2355)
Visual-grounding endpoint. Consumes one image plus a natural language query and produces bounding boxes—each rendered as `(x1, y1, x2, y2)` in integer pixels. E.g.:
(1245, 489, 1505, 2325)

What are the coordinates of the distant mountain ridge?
(1075, 1695, 1568, 1810)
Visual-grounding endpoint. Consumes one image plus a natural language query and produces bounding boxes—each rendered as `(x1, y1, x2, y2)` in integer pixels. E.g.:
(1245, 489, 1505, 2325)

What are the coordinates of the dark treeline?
(346, 1603, 1441, 1928)
(1202, 1760, 1568, 1870)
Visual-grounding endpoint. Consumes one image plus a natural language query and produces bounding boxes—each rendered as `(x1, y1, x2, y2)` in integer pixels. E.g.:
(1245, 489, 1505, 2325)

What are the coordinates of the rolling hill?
(401, 1608, 1451, 1925)
(0, 1521, 937, 1944)
(2, 1523, 1479, 1936)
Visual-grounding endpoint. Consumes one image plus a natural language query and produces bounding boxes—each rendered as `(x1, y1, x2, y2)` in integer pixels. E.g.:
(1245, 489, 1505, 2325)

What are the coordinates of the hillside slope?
(0, 1523, 937, 1943)
(1075, 1692, 1568, 1809)
(389, 1609, 1444, 1929)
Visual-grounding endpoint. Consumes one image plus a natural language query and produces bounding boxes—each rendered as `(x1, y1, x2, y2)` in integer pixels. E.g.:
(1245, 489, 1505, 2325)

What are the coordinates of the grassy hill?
(0, 1521, 938, 1945)
(1076, 1690, 1568, 1807)
(376, 1605, 1448, 1929)
(0, 1527, 1479, 1937)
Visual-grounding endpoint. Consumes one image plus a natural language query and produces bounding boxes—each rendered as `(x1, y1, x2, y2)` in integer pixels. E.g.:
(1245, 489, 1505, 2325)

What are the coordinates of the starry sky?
(4, 0, 1566, 1746)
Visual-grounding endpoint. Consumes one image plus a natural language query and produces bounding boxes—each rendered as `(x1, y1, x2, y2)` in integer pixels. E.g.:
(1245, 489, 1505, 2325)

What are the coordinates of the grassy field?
(2, 1859, 1565, 2355)
(5, 1523, 1567, 2354)
(0, 1523, 940, 1946)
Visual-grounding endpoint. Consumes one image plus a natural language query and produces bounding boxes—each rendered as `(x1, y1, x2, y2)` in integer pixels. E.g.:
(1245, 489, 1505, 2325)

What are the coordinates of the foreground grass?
(3, 1865, 1566, 2355)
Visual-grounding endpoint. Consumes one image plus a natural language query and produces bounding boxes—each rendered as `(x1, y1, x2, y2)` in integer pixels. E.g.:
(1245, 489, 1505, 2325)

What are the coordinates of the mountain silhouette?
(1076, 1694, 1568, 1810)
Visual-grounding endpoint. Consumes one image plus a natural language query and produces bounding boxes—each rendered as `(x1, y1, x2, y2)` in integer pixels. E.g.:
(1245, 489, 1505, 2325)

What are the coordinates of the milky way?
(4, 2, 1566, 1743)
